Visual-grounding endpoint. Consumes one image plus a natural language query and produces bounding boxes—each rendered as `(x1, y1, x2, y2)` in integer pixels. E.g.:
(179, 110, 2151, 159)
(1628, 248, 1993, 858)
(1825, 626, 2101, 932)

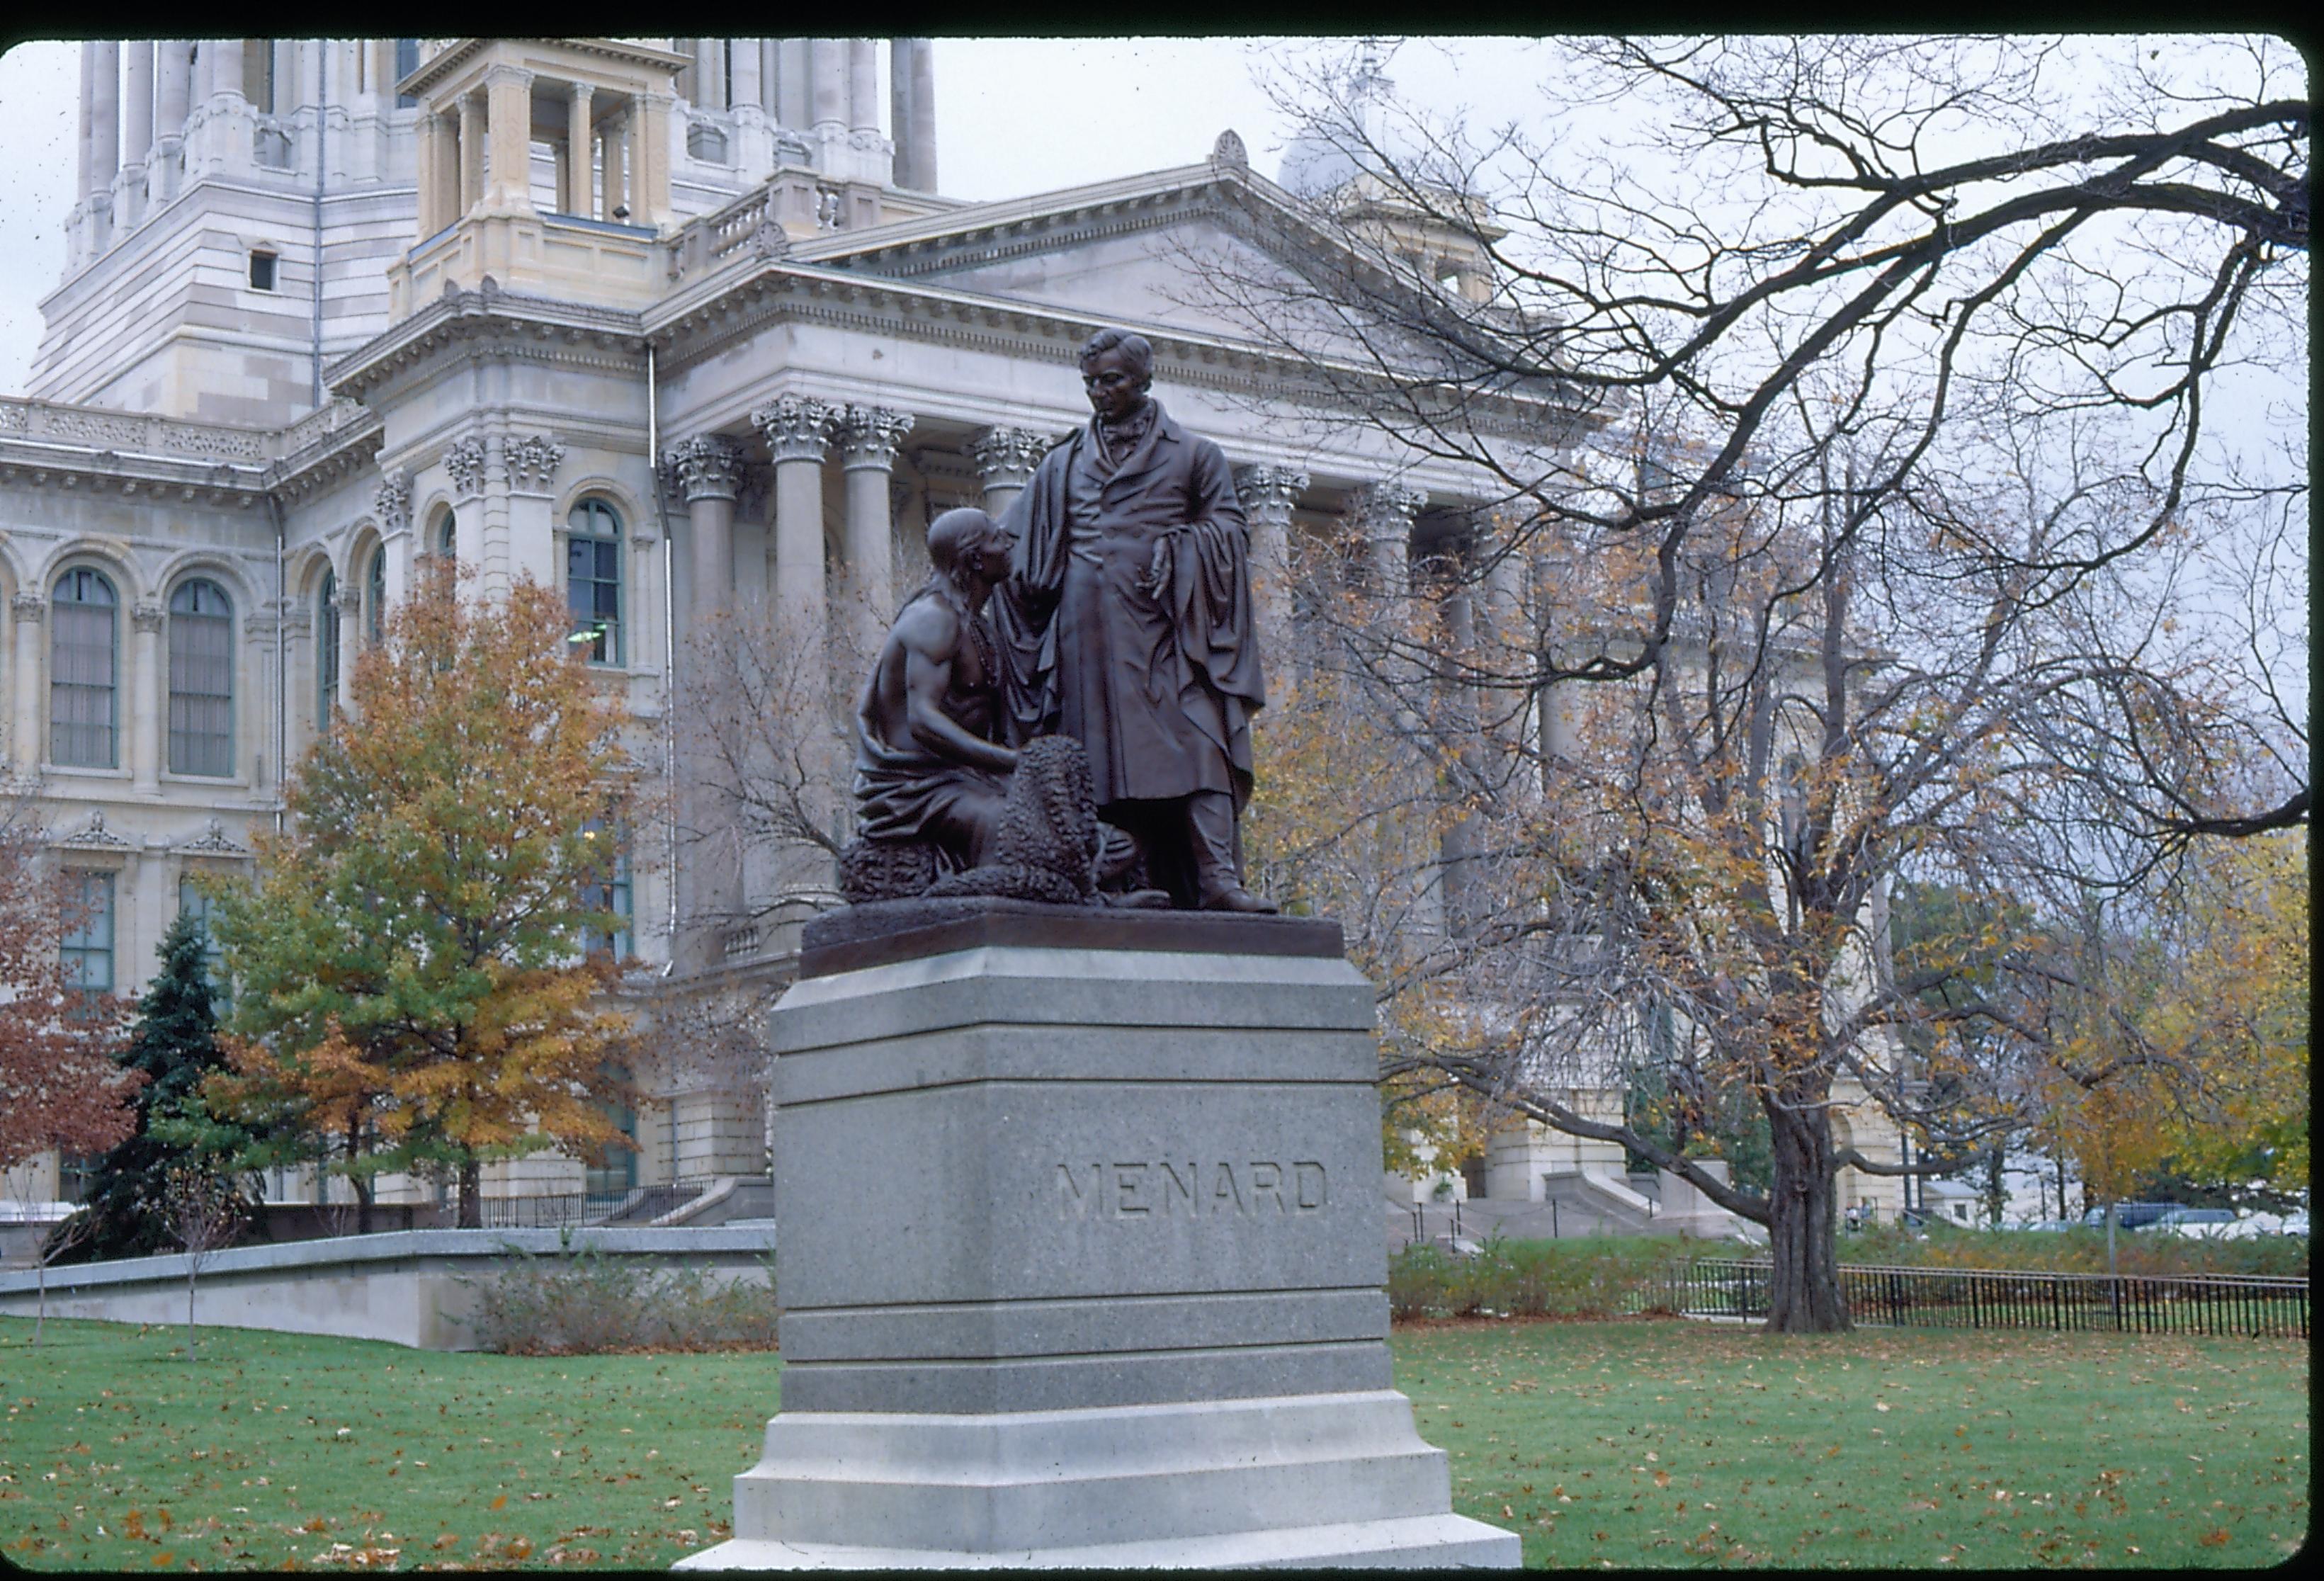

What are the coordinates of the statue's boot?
(1188, 789, 1276, 913)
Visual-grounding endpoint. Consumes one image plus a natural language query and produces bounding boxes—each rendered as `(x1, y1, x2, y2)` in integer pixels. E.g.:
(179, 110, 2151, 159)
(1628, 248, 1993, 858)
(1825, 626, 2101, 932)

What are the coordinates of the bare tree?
(152, 1165, 243, 1359)
(1203, 35, 2304, 1330)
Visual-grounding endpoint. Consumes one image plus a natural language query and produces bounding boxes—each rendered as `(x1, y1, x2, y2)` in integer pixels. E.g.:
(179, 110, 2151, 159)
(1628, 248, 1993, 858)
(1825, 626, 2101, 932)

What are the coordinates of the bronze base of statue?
(839, 735, 1169, 910)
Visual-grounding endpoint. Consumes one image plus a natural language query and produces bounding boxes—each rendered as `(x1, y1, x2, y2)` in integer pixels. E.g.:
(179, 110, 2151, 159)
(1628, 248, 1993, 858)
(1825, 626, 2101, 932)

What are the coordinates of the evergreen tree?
(52, 912, 251, 1262)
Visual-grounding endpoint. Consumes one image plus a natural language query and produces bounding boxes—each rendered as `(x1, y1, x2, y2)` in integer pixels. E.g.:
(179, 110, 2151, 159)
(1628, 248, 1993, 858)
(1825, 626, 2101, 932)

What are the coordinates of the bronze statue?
(846, 507, 1016, 889)
(994, 328, 1275, 912)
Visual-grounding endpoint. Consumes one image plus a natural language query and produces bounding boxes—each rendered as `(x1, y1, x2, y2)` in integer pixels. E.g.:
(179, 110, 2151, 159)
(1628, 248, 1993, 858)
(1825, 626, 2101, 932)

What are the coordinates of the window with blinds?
(366, 546, 387, 645)
(50, 568, 118, 769)
(169, 579, 235, 777)
(61, 869, 115, 997)
(567, 498, 623, 664)
(317, 570, 340, 730)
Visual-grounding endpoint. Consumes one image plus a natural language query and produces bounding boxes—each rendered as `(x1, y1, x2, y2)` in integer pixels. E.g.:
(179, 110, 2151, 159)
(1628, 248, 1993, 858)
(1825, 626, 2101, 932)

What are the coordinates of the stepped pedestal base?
(679, 903, 1521, 1570)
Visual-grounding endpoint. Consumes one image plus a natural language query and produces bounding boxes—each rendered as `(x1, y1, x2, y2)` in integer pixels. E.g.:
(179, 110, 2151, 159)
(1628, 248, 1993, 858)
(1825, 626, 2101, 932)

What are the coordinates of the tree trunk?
(458, 1158, 482, 1229)
(1763, 1089, 1851, 1332)
(33, 1256, 46, 1347)
(355, 1175, 374, 1237)
(186, 1268, 198, 1359)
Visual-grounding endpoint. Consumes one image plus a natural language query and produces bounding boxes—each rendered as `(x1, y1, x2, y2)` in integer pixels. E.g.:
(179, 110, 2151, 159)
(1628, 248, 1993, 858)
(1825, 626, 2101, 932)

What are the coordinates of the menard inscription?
(1056, 1160, 1328, 1220)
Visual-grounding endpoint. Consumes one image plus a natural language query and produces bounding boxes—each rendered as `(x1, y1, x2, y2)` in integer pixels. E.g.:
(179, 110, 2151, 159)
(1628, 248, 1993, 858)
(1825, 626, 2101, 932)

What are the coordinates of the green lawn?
(0, 1315, 2306, 1570)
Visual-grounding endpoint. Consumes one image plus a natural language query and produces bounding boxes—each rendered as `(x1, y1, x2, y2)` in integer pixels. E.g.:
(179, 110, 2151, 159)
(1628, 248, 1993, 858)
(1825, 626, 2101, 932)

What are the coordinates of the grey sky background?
(0, 36, 1559, 392)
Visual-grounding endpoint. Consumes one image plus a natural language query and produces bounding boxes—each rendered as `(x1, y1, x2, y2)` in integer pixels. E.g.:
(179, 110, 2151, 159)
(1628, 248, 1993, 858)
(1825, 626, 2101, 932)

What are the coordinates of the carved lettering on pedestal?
(1055, 1160, 1328, 1220)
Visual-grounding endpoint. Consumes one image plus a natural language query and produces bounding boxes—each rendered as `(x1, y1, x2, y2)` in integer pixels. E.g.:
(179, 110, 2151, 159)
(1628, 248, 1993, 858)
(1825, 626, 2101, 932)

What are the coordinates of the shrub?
(463, 1241, 779, 1354)
(1387, 1235, 1739, 1322)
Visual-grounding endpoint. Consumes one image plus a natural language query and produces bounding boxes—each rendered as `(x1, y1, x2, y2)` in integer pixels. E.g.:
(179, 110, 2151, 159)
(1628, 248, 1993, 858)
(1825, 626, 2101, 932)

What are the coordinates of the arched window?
(434, 508, 457, 562)
(167, 579, 235, 777)
(317, 570, 340, 727)
(50, 567, 118, 768)
(365, 545, 387, 645)
(566, 498, 623, 664)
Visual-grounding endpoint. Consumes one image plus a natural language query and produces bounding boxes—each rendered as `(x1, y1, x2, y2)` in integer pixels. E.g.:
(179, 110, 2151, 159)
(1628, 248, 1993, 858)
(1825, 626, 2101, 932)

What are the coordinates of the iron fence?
(477, 1179, 715, 1232)
(1676, 1259, 2307, 1339)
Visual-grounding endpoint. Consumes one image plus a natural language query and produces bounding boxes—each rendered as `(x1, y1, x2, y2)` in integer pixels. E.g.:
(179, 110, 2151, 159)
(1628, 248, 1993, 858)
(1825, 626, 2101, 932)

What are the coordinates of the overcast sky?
(0, 36, 1560, 395)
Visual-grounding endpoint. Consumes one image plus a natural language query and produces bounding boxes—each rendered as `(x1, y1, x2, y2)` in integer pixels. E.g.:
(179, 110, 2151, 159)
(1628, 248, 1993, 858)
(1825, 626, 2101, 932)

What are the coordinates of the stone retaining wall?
(0, 1226, 775, 1351)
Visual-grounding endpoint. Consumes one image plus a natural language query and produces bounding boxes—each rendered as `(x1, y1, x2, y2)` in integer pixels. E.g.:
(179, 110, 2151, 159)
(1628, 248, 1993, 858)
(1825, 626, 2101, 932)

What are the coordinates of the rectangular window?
(580, 837, 633, 960)
(61, 870, 115, 1001)
(585, 1065, 639, 1198)
(249, 250, 277, 291)
(395, 38, 419, 108)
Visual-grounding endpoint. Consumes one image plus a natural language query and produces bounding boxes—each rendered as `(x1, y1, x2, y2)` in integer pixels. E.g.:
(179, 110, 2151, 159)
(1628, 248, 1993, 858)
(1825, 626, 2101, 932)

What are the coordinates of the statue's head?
(927, 506, 1007, 586)
(1079, 327, 1154, 420)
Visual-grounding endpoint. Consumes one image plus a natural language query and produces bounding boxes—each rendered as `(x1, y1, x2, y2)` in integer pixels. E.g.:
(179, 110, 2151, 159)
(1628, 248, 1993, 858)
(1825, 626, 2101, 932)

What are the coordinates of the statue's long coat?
(994, 403, 1265, 809)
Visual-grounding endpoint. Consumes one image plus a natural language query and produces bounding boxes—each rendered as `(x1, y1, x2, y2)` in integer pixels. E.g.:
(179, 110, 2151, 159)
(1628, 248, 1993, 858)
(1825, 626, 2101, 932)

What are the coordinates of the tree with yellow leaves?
(198, 559, 641, 1228)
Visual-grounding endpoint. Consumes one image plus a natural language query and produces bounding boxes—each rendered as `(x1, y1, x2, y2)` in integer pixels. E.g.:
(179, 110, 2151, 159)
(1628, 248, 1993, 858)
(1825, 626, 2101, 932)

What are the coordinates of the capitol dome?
(1275, 52, 1455, 200)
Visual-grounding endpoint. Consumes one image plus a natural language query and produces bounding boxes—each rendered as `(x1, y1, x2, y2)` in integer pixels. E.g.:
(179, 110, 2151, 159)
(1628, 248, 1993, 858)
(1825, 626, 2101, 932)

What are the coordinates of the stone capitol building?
(4, 38, 1917, 1232)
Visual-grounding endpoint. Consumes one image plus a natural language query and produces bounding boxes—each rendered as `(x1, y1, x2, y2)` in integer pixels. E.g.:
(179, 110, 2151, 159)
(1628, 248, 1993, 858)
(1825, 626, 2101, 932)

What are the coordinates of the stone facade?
(8, 38, 1908, 1221)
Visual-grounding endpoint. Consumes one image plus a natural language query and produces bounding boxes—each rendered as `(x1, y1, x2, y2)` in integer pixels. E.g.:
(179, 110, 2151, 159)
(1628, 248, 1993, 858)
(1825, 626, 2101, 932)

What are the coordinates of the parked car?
(2079, 1202, 2179, 1231)
(2150, 1207, 2240, 1238)
(2014, 1219, 2079, 1232)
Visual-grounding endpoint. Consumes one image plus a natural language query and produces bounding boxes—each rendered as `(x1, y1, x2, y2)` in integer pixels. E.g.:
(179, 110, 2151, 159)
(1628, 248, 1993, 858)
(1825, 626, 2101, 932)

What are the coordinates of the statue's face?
(1081, 347, 1150, 421)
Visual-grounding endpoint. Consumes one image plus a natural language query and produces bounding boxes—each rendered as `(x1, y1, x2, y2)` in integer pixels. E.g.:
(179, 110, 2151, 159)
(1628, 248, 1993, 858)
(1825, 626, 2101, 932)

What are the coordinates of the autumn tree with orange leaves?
(0, 788, 139, 1328)
(198, 559, 642, 1229)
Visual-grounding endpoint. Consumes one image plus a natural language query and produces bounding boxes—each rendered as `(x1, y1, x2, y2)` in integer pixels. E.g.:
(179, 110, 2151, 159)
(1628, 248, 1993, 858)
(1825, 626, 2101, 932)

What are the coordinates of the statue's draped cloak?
(994, 404, 1264, 808)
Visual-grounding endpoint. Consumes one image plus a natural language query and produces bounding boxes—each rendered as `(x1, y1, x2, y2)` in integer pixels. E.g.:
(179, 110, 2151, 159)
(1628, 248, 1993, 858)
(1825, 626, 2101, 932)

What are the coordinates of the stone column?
(667, 436, 747, 625)
(1235, 464, 1307, 657)
(457, 90, 484, 215)
(8, 595, 41, 774)
(692, 38, 722, 108)
(633, 91, 673, 229)
(751, 397, 836, 640)
(1350, 482, 1422, 605)
(88, 40, 120, 250)
(566, 81, 594, 215)
(776, 40, 810, 132)
(730, 40, 761, 113)
(759, 40, 780, 117)
(846, 40, 878, 137)
(207, 38, 244, 103)
(155, 40, 192, 202)
(970, 426, 1047, 522)
(336, 582, 362, 713)
(76, 43, 94, 205)
(483, 65, 534, 214)
(897, 39, 936, 193)
(601, 108, 627, 219)
(241, 606, 279, 788)
(414, 106, 444, 234)
(120, 42, 154, 226)
(809, 38, 845, 142)
(129, 598, 164, 795)
(837, 405, 914, 657)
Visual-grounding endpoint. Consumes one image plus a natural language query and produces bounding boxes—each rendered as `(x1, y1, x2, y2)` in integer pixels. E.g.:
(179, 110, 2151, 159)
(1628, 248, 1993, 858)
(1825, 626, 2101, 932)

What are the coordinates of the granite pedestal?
(677, 898, 1519, 1570)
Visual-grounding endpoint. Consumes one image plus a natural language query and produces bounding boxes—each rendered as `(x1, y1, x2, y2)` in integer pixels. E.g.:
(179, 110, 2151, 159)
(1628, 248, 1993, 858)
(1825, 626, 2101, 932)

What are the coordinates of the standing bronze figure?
(994, 328, 1275, 912)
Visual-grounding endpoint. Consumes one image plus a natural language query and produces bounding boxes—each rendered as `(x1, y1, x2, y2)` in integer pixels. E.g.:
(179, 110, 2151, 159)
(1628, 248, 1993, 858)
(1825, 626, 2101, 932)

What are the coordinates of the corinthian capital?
(132, 599, 167, 635)
(749, 396, 837, 464)
(664, 434, 747, 502)
(837, 405, 915, 471)
(442, 436, 489, 498)
(373, 470, 413, 534)
(1235, 463, 1309, 523)
(1349, 481, 1427, 539)
(970, 425, 1050, 489)
(9, 591, 44, 623)
(504, 434, 566, 493)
